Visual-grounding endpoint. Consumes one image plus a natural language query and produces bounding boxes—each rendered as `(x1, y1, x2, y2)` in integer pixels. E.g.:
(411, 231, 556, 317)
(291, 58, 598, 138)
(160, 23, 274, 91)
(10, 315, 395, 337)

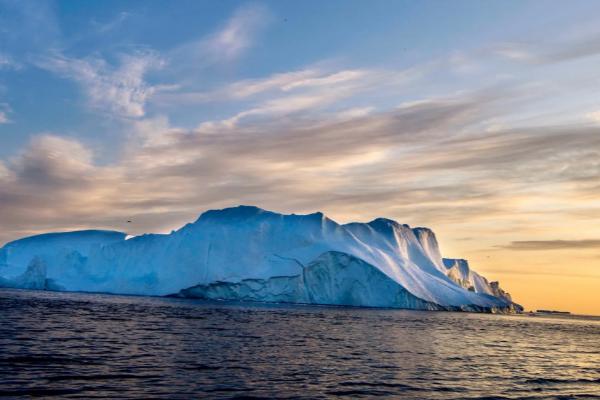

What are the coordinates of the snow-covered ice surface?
(0, 206, 521, 312)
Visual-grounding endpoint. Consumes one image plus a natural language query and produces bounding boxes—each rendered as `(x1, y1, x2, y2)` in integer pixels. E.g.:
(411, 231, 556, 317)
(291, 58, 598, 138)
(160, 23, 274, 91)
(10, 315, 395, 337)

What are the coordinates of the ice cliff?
(0, 205, 521, 312)
(442, 258, 513, 302)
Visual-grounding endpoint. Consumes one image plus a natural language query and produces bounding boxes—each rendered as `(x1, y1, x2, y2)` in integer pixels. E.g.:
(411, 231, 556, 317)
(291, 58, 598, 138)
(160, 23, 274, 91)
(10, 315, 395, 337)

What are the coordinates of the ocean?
(1, 288, 598, 399)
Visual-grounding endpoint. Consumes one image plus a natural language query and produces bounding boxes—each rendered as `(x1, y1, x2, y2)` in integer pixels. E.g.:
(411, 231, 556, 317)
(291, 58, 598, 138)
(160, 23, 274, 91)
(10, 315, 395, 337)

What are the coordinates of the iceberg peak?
(368, 217, 404, 229)
(196, 205, 272, 222)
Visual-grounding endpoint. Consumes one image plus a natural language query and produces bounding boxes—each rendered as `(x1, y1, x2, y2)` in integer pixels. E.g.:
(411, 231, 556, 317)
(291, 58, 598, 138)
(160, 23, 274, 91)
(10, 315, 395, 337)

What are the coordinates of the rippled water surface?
(1, 289, 599, 399)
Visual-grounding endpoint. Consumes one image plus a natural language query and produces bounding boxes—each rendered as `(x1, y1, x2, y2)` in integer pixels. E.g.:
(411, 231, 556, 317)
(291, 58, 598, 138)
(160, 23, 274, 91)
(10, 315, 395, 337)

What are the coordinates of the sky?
(1, 0, 599, 314)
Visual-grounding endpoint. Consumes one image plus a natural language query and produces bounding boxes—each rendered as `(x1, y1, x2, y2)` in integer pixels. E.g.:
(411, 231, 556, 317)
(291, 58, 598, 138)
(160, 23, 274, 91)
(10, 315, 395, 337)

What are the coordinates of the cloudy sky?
(1, 0, 599, 314)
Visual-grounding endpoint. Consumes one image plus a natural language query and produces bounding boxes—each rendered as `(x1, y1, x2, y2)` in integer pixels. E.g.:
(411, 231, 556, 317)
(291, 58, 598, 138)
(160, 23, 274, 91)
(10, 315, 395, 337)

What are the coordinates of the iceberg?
(0, 205, 521, 312)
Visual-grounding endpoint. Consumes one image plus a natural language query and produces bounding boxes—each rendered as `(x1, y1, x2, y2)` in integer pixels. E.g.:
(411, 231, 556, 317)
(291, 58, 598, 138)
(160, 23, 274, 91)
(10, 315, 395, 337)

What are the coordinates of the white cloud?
(0, 161, 11, 181)
(195, 76, 374, 130)
(0, 53, 20, 70)
(20, 134, 94, 170)
(0, 56, 8, 68)
(197, 92, 342, 131)
(132, 115, 185, 147)
(155, 69, 324, 105)
(586, 110, 600, 124)
(335, 107, 375, 120)
(280, 70, 368, 91)
(91, 11, 131, 34)
(0, 103, 12, 124)
(40, 51, 166, 118)
(227, 69, 321, 99)
(190, 66, 420, 129)
(170, 3, 270, 68)
(493, 43, 536, 62)
(225, 68, 371, 98)
(202, 3, 270, 62)
(154, 64, 423, 126)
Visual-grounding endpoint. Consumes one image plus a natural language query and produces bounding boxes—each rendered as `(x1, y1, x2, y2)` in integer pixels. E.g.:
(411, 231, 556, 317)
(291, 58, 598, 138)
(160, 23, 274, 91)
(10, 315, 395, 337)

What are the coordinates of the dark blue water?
(1, 289, 599, 399)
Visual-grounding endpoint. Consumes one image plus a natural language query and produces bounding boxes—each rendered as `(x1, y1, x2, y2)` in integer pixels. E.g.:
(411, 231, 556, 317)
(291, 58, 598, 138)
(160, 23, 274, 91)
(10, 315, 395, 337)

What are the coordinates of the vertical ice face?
(0, 230, 127, 280)
(0, 206, 520, 311)
(443, 258, 472, 288)
(412, 227, 446, 273)
(442, 258, 513, 303)
(344, 220, 450, 282)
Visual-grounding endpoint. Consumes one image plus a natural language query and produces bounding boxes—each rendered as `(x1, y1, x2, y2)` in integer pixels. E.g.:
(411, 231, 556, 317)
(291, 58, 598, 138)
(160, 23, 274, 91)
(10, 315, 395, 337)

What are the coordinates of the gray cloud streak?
(495, 32, 600, 64)
(501, 240, 600, 251)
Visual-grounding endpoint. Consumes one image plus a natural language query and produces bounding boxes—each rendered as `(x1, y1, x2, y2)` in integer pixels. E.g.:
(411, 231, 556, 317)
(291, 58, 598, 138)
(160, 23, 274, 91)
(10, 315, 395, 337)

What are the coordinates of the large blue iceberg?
(0, 206, 521, 312)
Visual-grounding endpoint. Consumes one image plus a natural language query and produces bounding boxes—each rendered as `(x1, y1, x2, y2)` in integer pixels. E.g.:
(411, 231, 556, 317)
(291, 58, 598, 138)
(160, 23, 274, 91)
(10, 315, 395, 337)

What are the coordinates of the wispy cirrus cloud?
(0, 53, 20, 70)
(0, 0, 61, 54)
(0, 55, 19, 124)
(203, 3, 270, 62)
(157, 64, 422, 107)
(38, 51, 167, 118)
(170, 3, 271, 68)
(0, 103, 12, 124)
(29, 3, 271, 120)
(196, 70, 382, 128)
(155, 68, 342, 105)
(90, 11, 131, 34)
(157, 64, 424, 131)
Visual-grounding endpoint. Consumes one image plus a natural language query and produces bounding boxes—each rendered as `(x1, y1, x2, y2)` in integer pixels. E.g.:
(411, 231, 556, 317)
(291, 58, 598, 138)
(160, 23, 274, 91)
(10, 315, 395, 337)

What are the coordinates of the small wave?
(524, 377, 600, 385)
(0, 355, 96, 366)
(337, 381, 422, 391)
(0, 387, 86, 397)
(326, 389, 397, 396)
(45, 373, 162, 382)
(204, 386, 255, 393)
(180, 364, 222, 371)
